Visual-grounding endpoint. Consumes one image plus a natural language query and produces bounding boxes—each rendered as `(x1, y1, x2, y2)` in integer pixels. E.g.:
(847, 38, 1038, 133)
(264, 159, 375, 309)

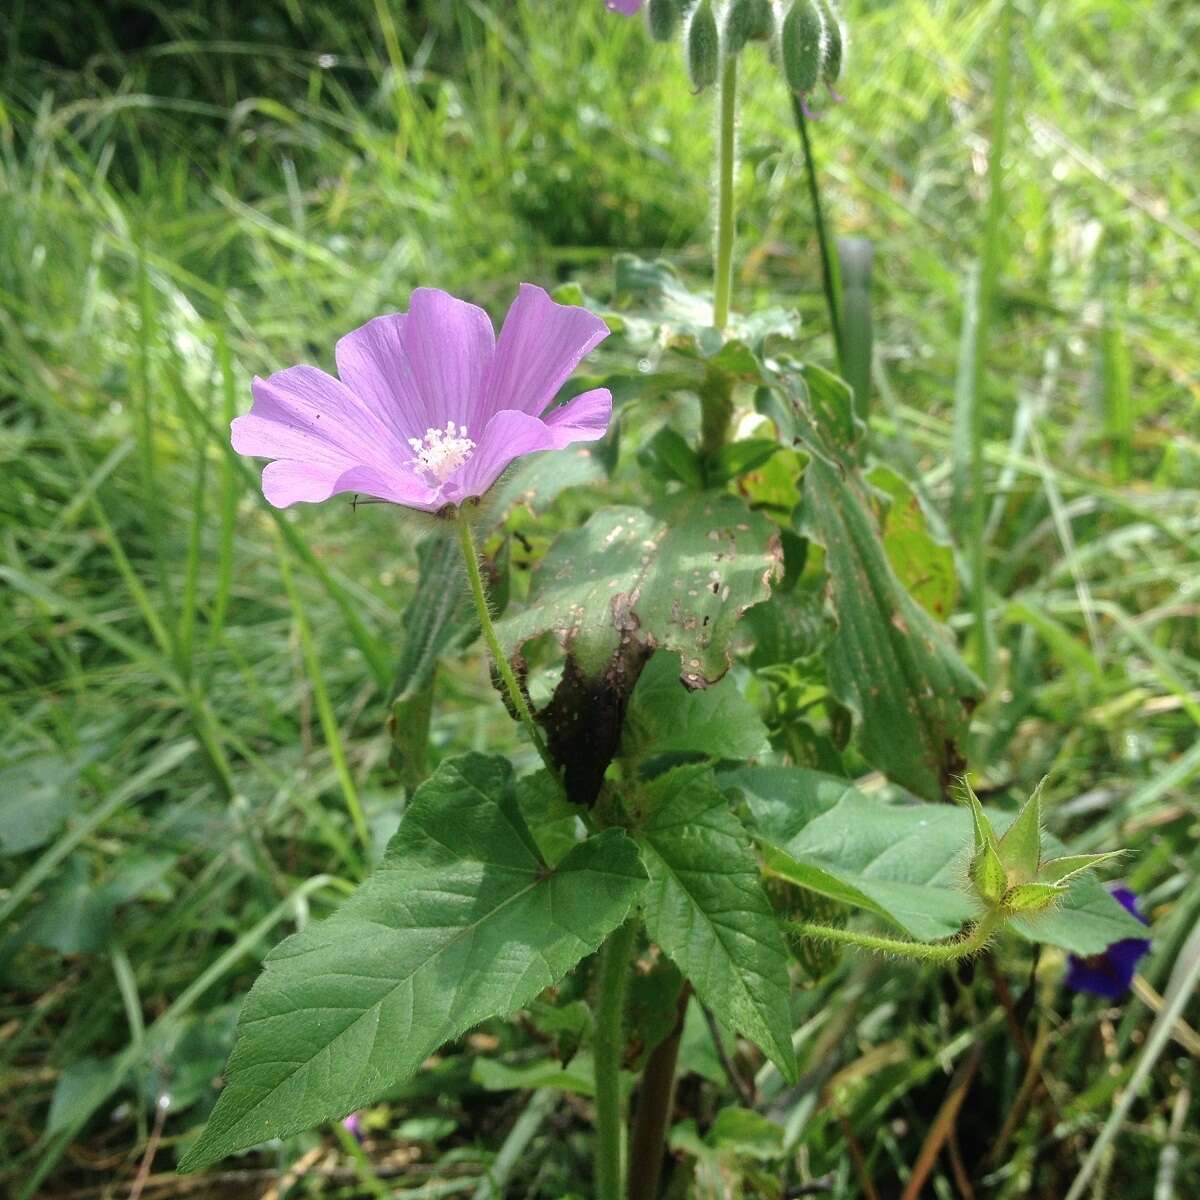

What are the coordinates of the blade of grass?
(277, 534, 371, 869)
(1065, 919, 1200, 1200)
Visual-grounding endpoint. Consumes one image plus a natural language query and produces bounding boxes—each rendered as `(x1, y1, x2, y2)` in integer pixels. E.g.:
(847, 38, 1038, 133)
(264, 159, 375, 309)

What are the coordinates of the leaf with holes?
(179, 754, 646, 1171)
(634, 764, 796, 1082)
(496, 492, 781, 687)
(496, 492, 781, 804)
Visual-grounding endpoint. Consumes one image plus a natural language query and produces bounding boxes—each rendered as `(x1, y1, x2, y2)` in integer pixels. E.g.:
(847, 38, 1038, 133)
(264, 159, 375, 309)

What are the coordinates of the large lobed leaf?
(180, 754, 646, 1171)
(634, 764, 797, 1082)
(731, 766, 1146, 955)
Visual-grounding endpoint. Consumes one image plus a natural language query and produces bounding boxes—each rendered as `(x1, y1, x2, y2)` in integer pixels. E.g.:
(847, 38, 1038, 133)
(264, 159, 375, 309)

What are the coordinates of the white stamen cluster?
(407, 421, 476, 483)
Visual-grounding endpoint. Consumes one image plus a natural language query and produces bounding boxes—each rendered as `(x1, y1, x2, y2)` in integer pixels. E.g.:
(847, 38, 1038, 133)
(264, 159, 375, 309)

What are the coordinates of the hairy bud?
(780, 0, 824, 96)
(819, 0, 844, 84)
(687, 0, 721, 91)
(725, 0, 771, 53)
(647, 0, 680, 42)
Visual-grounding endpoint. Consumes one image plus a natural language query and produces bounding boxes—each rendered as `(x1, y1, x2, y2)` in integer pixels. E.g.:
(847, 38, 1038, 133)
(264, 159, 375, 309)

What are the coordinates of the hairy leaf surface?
(743, 769, 1145, 954)
(634, 765, 796, 1081)
(181, 754, 645, 1170)
(792, 367, 982, 800)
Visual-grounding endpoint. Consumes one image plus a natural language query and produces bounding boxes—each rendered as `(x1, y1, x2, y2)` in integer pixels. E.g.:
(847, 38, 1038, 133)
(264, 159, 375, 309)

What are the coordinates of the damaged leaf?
(494, 493, 781, 803)
(791, 367, 983, 801)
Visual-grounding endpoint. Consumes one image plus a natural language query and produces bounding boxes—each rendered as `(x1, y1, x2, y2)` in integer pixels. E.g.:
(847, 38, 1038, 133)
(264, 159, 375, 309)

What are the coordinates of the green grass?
(2, 1, 1198, 1196)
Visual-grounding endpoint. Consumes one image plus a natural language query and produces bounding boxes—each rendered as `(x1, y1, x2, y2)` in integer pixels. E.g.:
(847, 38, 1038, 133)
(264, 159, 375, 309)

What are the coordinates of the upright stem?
(594, 920, 638, 1200)
(791, 94, 844, 371)
(712, 53, 738, 332)
(628, 983, 690, 1200)
(455, 511, 556, 778)
(968, 0, 1012, 686)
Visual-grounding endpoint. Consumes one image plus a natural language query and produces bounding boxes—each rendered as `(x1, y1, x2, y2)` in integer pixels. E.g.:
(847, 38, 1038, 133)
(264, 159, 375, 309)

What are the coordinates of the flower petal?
(542, 387, 613, 448)
(448, 409, 559, 501)
(233, 365, 407, 470)
(606, 0, 644, 12)
(483, 284, 610, 422)
(336, 289, 494, 439)
(260, 460, 438, 511)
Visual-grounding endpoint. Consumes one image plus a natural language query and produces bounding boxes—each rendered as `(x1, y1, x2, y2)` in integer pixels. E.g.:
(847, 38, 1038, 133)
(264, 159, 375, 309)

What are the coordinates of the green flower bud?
(687, 0, 721, 91)
(780, 0, 824, 96)
(648, 0, 680, 42)
(819, 0, 844, 84)
(725, 0, 768, 54)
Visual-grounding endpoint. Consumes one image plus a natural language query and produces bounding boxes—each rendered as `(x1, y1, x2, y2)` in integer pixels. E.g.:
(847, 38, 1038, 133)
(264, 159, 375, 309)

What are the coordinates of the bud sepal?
(960, 780, 1125, 918)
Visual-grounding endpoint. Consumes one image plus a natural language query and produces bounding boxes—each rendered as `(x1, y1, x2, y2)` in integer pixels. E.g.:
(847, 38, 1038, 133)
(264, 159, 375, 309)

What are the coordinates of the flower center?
(407, 421, 476, 484)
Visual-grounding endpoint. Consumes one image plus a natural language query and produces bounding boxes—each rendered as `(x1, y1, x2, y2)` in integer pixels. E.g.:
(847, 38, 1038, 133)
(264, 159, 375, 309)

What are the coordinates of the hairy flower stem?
(790, 94, 844, 371)
(787, 912, 1004, 962)
(455, 512, 557, 779)
(594, 920, 638, 1200)
(712, 53, 738, 333)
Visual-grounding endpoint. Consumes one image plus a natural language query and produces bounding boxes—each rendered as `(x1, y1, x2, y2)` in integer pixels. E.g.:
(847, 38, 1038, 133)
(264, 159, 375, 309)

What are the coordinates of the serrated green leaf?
(621, 651, 768, 763)
(741, 770, 1144, 954)
(997, 779, 1044, 883)
(1005, 882, 1065, 913)
(517, 770, 581, 867)
(1036, 850, 1124, 886)
(180, 754, 646, 1171)
(495, 493, 781, 686)
(634, 765, 796, 1082)
(790, 367, 982, 801)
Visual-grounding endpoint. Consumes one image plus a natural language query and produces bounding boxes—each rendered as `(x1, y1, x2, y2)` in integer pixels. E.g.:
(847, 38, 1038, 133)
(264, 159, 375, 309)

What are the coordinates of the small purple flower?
(342, 1112, 364, 1142)
(1064, 886, 1151, 1000)
(232, 285, 612, 513)
(606, 0, 645, 13)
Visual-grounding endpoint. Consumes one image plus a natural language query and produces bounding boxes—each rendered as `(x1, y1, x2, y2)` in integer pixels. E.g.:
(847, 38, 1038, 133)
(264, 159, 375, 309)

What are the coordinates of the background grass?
(1, 1, 1198, 1196)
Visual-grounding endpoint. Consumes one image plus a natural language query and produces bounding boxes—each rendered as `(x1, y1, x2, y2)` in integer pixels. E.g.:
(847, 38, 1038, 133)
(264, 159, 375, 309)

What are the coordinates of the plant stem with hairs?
(788, 912, 1004, 962)
(456, 510, 556, 778)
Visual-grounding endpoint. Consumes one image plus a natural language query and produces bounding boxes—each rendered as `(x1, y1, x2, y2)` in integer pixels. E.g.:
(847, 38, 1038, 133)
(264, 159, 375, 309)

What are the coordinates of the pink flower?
(606, 0, 645, 13)
(232, 285, 612, 512)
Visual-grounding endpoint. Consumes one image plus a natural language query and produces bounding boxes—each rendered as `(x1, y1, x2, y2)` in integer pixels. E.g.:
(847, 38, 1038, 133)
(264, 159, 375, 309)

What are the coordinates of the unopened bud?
(819, 0, 844, 84)
(725, 0, 765, 54)
(648, 0, 680, 42)
(780, 0, 824, 96)
(686, 0, 720, 91)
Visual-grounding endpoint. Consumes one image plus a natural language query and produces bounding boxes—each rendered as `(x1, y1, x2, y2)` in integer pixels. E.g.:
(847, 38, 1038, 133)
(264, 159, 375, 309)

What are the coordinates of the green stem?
(969, 0, 1013, 685)
(788, 912, 1004, 963)
(594, 920, 638, 1200)
(455, 511, 556, 778)
(712, 53, 738, 332)
(791, 93, 844, 371)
